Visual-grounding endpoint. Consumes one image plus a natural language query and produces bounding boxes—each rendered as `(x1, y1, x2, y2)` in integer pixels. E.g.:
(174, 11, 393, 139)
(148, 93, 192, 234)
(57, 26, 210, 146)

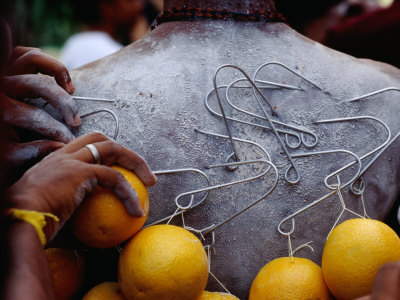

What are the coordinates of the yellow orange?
(118, 224, 209, 300)
(82, 282, 127, 300)
(249, 256, 331, 300)
(197, 291, 239, 299)
(45, 248, 85, 300)
(322, 218, 400, 300)
(72, 165, 149, 248)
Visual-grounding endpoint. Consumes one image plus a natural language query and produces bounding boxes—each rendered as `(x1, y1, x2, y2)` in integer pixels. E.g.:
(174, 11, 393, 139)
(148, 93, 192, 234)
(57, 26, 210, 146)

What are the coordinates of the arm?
(0, 132, 156, 299)
(0, 219, 55, 300)
(0, 23, 81, 190)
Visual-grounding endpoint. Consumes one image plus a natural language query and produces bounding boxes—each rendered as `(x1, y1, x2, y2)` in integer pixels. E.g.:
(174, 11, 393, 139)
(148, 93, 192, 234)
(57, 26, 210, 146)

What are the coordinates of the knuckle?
(378, 262, 400, 274)
(13, 46, 27, 54)
(23, 49, 43, 60)
(36, 73, 56, 86)
(87, 131, 108, 141)
(109, 141, 122, 153)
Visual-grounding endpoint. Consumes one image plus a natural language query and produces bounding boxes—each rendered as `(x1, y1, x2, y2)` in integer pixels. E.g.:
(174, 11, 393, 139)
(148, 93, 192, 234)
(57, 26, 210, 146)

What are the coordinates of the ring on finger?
(85, 143, 101, 164)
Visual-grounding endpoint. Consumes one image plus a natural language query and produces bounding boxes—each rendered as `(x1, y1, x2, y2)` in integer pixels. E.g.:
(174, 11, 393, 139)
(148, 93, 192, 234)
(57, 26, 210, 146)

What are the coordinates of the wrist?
(4, 188, 59, 244)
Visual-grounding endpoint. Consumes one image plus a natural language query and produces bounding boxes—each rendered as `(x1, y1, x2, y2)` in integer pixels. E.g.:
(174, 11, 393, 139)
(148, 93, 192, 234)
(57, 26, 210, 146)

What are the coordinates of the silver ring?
(85, 144, 101, 164)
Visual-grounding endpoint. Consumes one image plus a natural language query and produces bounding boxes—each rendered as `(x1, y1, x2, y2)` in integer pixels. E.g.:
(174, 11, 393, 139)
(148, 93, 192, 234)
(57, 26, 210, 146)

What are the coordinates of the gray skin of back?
(69, 21, 400, 298)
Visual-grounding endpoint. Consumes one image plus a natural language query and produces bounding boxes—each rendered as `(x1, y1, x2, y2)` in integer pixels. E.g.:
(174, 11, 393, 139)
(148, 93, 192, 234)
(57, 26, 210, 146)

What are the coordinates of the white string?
(166, 207, 181, 225)
(327, 183, 365, 239)
(288, 234, 294, 261)
(360, 193, 371, 219)
(206, 245, 232, 294)
(292, 241, 314, 256)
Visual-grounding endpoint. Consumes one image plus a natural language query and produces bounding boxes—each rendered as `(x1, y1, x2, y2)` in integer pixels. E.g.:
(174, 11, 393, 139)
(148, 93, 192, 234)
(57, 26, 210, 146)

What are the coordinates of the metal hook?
(73, 96, 115, 102)
(350, 130, 400, 195)
(203, 159, 279, 236)
(145, 168, 211, 227)
(205, 86, 305, 150)
(80, 108, 119, 140)
(291, 149, 361, 190)
(195, 128, 272, 167)
(314, 116, 391, 194)
(228, 77, 301, 90)
(342, 87, 400, 103)
(223, 81, 318, 149)
(213, 65, 301, 184)
(253, 62, 325, 91)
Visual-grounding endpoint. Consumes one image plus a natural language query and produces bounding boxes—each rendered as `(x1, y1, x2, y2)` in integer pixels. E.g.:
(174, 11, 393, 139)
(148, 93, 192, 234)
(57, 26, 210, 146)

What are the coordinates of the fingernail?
(73, 115, 82, 127)
(68, 82, 75, 94)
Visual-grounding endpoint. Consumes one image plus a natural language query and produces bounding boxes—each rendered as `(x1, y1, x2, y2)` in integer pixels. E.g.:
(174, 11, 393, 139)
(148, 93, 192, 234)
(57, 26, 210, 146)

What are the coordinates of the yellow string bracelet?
(5, 208, 59, 245)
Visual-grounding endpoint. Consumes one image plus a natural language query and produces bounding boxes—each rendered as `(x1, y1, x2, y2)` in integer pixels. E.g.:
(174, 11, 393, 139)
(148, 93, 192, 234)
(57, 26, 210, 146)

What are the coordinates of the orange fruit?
(45, 248, 85, 300)
(118, 224, 209, 300)
(322, 218, 400, 300)
(82, 282, 127, 300)
(249, 256, 331, 300)
(72, 165, 149, 248)
(197, 291, 239, 299)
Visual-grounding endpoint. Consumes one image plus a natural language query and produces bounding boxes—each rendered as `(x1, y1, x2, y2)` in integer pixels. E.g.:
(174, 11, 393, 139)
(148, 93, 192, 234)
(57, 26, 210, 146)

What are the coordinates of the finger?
(4, 140, 64, 171)
(0, 19, 12, 74)
(355, 296, 371, 300)
(8, 46, 40, 65)
(6, 48, 75, 94)
(1, 75, 81, 127)
(0, 94, 75, 143)
(59, 132, 110, 154)
(72, 139, 156, 186)
(370, 262, 400, 300)
(90, 164, 144, 217)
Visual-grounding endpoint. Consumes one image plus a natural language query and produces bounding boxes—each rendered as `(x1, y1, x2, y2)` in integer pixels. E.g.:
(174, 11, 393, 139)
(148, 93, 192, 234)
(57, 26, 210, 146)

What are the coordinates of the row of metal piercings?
(152, 6, 288, 29)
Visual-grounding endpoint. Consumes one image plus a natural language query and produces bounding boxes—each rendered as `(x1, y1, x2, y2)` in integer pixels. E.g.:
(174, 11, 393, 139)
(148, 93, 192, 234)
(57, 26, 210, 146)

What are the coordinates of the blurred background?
(0, 0, 399, 68)
(1, 0, 162, 67)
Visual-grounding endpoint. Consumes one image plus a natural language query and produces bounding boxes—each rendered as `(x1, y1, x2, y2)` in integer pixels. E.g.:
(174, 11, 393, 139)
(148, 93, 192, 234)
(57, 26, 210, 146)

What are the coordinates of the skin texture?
(69, 1, 400, 296)
(355, 262, 400, 300)
(0, 43, 80, 191)
(1, 132, 156, 300)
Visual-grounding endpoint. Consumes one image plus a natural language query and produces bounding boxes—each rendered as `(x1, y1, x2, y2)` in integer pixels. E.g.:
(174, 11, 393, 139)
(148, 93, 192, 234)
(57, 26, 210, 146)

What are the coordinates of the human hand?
(0, 42, 82, 189)
(0, 46, 81, 141)
(355, 262, 400, 300)
(5, 132, 157, 242)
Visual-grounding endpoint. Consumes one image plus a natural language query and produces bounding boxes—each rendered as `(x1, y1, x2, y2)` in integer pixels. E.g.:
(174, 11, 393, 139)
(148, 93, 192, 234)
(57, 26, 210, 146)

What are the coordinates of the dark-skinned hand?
(5, 132, 157, 243)
(355, 262, 400, 300)
(0, 23, 81, 189)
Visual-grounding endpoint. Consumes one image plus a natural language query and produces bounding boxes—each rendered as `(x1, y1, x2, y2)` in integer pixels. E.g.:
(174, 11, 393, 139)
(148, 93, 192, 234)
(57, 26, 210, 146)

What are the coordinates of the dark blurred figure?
(277, 0, 400, 68)
(60, 0, 157, 69)
(324, 1, 400, 68)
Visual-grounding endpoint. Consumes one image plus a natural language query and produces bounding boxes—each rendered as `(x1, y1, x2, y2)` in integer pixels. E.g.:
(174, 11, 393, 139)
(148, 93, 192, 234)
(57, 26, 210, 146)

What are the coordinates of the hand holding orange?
(71, 165, 149, 248)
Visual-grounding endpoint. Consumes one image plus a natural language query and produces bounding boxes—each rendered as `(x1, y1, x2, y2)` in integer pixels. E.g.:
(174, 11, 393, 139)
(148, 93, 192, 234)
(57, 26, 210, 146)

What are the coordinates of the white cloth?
(59, 31, 123, 70)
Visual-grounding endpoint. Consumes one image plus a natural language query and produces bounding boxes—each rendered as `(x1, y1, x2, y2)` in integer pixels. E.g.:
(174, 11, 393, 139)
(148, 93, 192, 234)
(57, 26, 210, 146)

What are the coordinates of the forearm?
(0, 218, 55, 300)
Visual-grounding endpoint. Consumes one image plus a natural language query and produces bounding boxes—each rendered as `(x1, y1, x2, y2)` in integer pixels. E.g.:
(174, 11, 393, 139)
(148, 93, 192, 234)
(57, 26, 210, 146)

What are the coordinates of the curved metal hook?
(223, 80, 318, 149)
(350, 130, 400, 195)
(206, 86, 304, 150)
(314, 115, 391, 194)
(203, 159, 279, 236)
(342, 87, 400, 103)
(213, 65, 301, 184)
(254, 62, 325, 91)
(80, 108, 119, 140)
(291, 149, 362, 190)
(195, 128, 272, 165)
(145, 168, 211, 227)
